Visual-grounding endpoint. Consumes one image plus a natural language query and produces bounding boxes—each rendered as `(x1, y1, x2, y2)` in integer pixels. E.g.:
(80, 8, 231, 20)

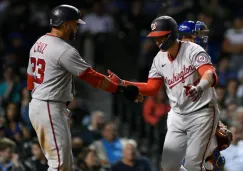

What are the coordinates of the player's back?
(28, 34, 74, 102)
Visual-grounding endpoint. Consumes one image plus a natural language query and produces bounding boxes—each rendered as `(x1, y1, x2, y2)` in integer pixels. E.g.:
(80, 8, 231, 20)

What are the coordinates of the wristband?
(197, 79, 209, 90)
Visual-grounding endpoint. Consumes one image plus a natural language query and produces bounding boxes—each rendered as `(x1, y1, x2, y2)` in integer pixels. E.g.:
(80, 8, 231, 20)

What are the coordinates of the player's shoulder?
(61, 46, 80, 58)
(181, 41, 204, 51)
(181, 41, 205, 54)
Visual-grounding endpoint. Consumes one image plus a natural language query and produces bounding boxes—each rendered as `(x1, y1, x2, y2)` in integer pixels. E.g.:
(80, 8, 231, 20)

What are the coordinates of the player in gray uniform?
(107, 16, 221, 171)
(27, 5, 142, 171)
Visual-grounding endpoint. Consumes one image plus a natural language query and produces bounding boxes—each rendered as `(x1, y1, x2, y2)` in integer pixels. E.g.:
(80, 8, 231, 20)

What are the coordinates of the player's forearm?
(98, 76, 118, 92)
(197, 71, 214, 90)
(79, 68, 117, 93)
(124, 78, 163, 96)
(197, 64, 218, 89)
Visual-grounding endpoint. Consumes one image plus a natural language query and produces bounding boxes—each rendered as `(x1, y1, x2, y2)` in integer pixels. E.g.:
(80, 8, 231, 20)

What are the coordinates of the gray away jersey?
(27, 34, 90, 102)
(149, 41, 217, 114)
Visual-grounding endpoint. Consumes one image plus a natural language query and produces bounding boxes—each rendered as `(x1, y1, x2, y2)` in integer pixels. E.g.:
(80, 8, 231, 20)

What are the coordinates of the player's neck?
(50, 28, 68, 40)
(167, 40, 180, 59)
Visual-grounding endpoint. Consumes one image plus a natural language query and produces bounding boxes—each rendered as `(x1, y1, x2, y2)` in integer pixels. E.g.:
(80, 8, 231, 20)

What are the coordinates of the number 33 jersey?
(27, 34, 90, 102)
(149, 41, 217, 114)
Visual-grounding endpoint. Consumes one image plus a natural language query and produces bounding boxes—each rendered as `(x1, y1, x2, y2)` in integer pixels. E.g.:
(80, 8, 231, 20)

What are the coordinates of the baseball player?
(27, 5, 142, 171)
(107, 16, 222, 171)
(178, 20, 232, 171)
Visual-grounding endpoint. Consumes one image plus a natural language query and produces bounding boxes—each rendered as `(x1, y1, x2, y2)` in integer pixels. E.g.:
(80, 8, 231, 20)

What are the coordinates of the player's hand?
(107, 70, 125, 85)
(184, 84, 203, 102)
(135, 92, 144, 103)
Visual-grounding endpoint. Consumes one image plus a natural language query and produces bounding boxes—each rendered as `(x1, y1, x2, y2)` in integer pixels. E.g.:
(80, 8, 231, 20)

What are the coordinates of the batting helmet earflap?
(50, 4, 86, 27)
(147, 16, 178, 51)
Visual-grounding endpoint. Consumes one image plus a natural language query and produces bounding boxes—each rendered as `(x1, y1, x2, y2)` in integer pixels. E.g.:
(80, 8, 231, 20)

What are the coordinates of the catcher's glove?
(215, 126, 233, 151)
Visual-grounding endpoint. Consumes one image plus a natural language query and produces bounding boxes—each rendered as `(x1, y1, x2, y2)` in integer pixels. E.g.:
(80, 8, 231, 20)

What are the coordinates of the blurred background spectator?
(110, 139, 153, 171)
(76, 148, 104, 171)
(90, 121, 127, 168)
(221, 125, 243, 171)
(222, 15, 243, 71)
(0, 66, 21, 107)
(0, 0, 243, 170)
(24, 139, 48, 171)
(0, 137, 26, 171)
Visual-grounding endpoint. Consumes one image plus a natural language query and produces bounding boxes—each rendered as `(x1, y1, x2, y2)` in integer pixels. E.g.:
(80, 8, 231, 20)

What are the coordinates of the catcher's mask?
(147, 16, 178, 51)
(178, 20, 209, 49)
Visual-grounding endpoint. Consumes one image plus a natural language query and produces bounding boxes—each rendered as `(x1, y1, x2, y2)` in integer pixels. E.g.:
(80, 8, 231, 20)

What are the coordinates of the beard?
(69, 30, 76, 40)
(66, 25, 77, 40)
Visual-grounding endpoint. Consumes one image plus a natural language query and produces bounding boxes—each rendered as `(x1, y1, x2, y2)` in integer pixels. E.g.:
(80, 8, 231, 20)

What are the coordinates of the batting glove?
(116, 85, 141, 102)
(107, 70, 125, 85)
(184, 84, 203, 102)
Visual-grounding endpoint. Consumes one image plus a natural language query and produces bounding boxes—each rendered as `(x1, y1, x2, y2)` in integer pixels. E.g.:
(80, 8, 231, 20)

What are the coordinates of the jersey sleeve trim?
(197, 64, 218, 87)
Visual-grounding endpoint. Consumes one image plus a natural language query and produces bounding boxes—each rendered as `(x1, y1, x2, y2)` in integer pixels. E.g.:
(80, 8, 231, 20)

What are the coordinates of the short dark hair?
(77, 148, 97, 169)
(79, 148, 95, 161)
(0, 138, 16, 151)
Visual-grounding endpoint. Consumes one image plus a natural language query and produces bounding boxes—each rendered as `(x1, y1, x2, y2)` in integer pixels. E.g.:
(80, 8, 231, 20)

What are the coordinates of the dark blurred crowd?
(0, 0, 243, 171)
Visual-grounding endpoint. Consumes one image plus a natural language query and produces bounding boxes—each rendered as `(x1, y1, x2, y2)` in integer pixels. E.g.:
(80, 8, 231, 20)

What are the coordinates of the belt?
(42, 100, 71, 107)
(194, 104, 211, 113)
(178, 104, 212, 115)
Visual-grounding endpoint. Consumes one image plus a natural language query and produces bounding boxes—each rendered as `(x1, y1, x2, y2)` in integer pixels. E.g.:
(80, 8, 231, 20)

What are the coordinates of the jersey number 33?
(30, 57, 46, 84)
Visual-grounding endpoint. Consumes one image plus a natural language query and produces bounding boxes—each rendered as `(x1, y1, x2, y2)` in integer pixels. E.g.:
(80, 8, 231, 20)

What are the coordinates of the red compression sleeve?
(198, 64, 218, 87)
(27, 74, 34, 90)
(124, 78, 163, 96)
(79, 67, 118, 93)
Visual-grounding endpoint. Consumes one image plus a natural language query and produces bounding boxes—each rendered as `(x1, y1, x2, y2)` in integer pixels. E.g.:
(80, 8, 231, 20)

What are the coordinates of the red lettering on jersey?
(34, 42, 38, 52)
(42, 43, 48, 53)
(30, 57, 36, 72)
(34, 42, 48, 54)
(164, 65, 196, 89)
(30, 57, 46, 84)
